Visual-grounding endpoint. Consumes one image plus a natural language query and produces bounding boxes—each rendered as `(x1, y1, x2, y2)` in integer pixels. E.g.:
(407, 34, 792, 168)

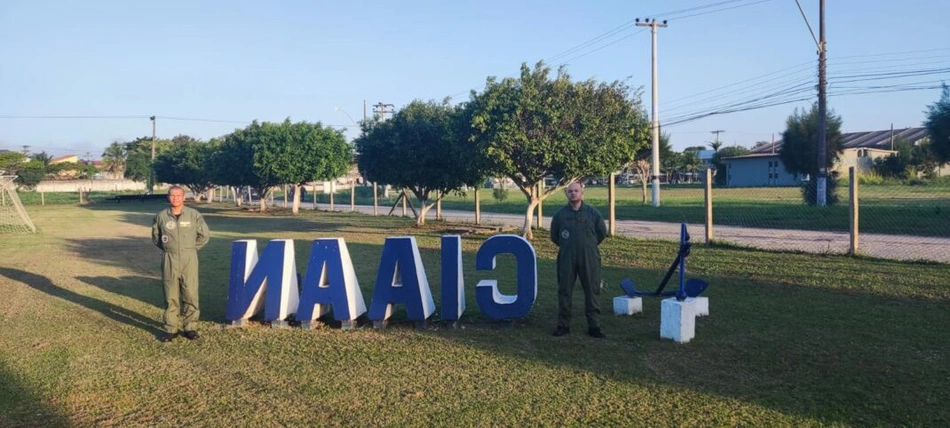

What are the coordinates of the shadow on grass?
(60, 204, 950, 425)
(81, 202, 351, 236)
(0, 359, 70, 427)
(208, 230, 949, 426)
(0, 267, 162, 337)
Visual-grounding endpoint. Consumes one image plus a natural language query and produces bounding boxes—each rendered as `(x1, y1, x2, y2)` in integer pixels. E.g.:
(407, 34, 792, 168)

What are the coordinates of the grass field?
(18, 181, 950, 238)
(1, 202, 948, 426)
(273, 182, 950, 237)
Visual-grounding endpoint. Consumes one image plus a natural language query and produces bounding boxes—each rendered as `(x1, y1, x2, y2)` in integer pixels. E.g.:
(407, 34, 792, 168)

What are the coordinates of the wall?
(725, 155, 800, 187)
(35, 179, 147, 193)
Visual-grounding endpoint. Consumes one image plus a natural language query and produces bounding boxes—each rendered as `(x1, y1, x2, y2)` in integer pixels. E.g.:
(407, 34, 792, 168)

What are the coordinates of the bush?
(858, 170, 885, 185)
(492, 187, 509, 201)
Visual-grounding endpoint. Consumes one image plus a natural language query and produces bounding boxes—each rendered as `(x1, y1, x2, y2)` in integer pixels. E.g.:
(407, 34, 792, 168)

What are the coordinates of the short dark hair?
(167, 185, 185, 195)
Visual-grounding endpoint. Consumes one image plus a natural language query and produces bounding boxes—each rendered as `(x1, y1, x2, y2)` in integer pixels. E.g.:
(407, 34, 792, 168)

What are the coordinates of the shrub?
(492, 187, 509, 201)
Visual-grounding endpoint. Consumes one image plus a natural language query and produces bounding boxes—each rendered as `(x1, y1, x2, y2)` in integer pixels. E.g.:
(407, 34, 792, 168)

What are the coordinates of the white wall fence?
(35, 179, 147, 193)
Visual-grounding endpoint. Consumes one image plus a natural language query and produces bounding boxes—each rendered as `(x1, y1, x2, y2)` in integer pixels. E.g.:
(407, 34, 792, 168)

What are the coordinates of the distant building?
(720, 153, 802, 187)
(50, 155, 80, 165)
(724, 127, 937, 186)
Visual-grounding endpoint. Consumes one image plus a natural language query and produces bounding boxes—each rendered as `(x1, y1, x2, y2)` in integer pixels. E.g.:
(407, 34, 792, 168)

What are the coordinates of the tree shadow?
(74, 275, 164, 309)
(82, 202, 349, 235)
(205, 231, 949, 426)
(0, 360, 70, 427)
(0, 267, 162, 337)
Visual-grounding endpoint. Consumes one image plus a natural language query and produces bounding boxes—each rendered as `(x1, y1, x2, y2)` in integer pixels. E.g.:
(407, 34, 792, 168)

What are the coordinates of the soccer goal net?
(0, 176, 37, 234)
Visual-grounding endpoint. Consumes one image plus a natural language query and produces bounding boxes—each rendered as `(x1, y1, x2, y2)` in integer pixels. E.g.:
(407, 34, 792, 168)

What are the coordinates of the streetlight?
(334, 107, 359, 127)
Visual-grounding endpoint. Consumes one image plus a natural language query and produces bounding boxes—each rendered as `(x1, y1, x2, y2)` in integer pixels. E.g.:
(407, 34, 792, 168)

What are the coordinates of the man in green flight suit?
(550, 181, 608, 338)
(151, 186, 210, 342)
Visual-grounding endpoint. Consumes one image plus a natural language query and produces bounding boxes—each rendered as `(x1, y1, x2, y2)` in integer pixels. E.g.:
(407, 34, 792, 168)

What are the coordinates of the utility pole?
(372, 102, 395, 121)
(711, 130, 725, 145)
(636, 18, 667, 207)
(150, 115, 157, 192)
(816, 0, 828, 206)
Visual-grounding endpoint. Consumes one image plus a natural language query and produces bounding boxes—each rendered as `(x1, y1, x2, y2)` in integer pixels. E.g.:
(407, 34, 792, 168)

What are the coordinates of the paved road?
(288, 201, 949, 264)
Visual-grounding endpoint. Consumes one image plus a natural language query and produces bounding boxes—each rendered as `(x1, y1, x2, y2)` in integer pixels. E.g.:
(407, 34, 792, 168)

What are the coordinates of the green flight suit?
(152, 206, 210, 334)
(550, 202, 607, 330)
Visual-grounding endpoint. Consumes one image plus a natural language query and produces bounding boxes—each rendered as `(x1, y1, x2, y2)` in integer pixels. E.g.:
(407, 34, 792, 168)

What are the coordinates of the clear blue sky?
(2, 0, 948, 157)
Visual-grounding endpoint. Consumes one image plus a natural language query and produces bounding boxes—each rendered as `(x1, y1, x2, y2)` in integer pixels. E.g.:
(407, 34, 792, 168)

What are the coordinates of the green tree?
(153, 140, 216, 201)
(31, 151, 52, 168)
(468, 61, 650, 238)
(874, 138, 917, 180)
(924, 83, 950, 163)
(101, 141, 128, 178)
(357, 100, 487, 226)
(778, 104, 843, 206)
(0, 152, 26, 174)
(218, 120, 351, 212)
(123, 136, 170, 184)
(711, 146, 751, 185)
(209, 135, 256, 207)
(630, 133, 672, 204)
(15, 160, 46, 189)
(911, 140, 941, 178)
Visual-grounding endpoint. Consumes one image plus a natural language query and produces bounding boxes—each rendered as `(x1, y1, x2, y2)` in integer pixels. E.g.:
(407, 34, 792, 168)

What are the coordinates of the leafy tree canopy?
(356, 100, 488, 225)
(924, 83, 950, 163)
(467, 61, 650, 237)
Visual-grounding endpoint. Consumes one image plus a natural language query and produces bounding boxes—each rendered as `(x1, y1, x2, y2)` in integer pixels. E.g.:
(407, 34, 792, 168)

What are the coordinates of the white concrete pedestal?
(613, 296, 643, 315)
(660, 297, 704, 343)
(694, 297, 709, 317)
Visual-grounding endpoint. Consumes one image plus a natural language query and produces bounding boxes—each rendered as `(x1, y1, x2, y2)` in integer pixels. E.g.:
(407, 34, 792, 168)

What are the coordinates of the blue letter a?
(298, 238, 366, 322)
(226, 239, 300, 322)
(368, 237, 435, 322)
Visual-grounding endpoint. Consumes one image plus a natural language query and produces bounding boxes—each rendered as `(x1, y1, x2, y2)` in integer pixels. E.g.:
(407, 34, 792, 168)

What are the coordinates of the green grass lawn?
(0, 202, 947, 426)
(276, 182, 950, 237)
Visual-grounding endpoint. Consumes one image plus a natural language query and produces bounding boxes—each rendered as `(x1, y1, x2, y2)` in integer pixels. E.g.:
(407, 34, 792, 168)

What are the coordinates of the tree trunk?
(259, 188, 268, 212)
(417, 201, 434, 226)
(641, 177, 648, 205)
(523, 193, 539, 240)
(292, 184, 301, 215)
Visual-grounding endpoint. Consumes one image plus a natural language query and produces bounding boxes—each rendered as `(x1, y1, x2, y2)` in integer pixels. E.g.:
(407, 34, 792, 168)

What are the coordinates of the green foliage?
(779, 104, 843, 205)
(153, 140, 216, 198)
(45, 162, 98, 179)
(14, 160, 46, 189)
(492, 186, 509, 201)
(467, 61, 650, 235)
(469, 62, 650, 191)
(253, 119, 351, 187)
(101, 141, 128, 177)
(712, 146, 751, 185)
(31, 151, 52, 167)
(213, 120, 351, 209)
(0, 152, 26, 174)
(925, 83, 950, 163)
(123, 136, 171, 183)
(357, 100, 487, 222)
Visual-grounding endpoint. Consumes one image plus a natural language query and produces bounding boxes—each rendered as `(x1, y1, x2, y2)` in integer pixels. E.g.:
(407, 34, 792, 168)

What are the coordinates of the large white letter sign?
(298, 238, 366, 323)
(475, 235, 537, 320)
(368, 237, 435, 323)
(440, 235, 465, 322)
(226, 239, 300, 323)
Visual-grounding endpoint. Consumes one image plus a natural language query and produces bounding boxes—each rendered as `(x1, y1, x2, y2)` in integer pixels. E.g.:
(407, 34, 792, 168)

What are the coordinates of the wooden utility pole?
(816, 0, 828, 206)
(150, 116, 156, 192)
